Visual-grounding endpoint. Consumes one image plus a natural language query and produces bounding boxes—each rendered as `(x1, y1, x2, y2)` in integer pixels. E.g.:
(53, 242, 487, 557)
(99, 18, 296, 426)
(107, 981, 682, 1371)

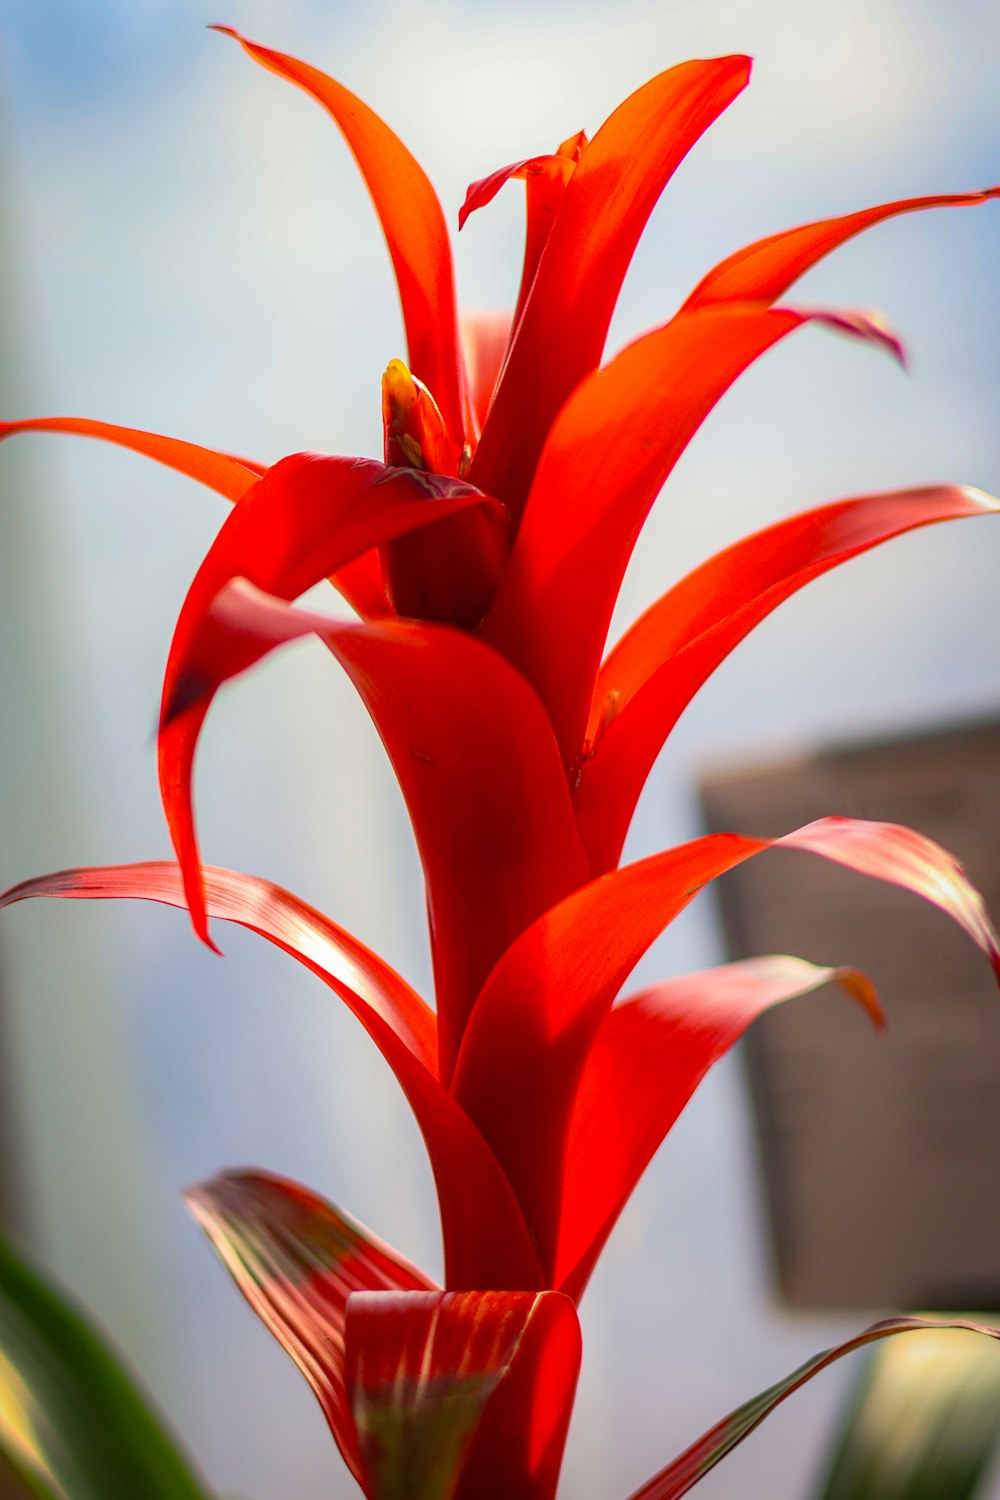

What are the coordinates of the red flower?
(3, 28, 999, 1499)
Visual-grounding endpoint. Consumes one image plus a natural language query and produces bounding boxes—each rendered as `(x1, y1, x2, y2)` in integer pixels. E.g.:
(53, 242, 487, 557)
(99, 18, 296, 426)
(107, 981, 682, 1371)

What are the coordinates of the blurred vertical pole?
(0, 55, 173, 1394)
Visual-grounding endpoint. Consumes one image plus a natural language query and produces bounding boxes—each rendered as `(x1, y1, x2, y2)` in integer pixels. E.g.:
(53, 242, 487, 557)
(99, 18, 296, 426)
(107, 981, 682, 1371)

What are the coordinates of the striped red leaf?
(346, 1290, 580, 1500)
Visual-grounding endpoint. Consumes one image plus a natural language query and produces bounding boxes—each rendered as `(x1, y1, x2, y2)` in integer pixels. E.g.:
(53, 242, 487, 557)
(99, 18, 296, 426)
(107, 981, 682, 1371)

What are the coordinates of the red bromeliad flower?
(3, 28, 1000, 1499)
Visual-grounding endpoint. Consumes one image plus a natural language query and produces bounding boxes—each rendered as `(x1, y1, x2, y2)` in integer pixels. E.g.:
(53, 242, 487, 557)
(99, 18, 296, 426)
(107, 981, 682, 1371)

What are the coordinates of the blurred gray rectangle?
(700, 718, 1000, 1311)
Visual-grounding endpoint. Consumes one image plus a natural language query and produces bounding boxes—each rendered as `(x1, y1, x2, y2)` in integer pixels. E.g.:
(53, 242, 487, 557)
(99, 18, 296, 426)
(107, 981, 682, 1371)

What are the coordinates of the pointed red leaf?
(156, 451, 502, 948)
(186, 1170, 433, 1487)
(628, 1316, 1000, 1500)
(459, 142, 587, 336)
(1, 860, 434, 1064)
(683, 186, 999, 311)
(1, 865, 544, 1291)
(482, 304, 903, 770)
(0, 414, 390, 620)
(164, 580, 589, 1080)
(513, 156, 586, 337)
(0, 416, 264, 500)
(460, 312, 512, 438)
(557, 958, 880, 1300)
(451, 817, 999, 1284)
(457, 155, 572, 231)
(469, 56, 751, 518)
(212, 27, 465, 442)
(346, 1290, 580, 1500)
(577, 484, 1000, 870)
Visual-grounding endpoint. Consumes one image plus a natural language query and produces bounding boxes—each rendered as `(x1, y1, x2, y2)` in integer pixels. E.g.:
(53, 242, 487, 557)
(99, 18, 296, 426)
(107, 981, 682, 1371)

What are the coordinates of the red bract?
(3, 27, 1000, 1499)
(184, 1171, 580, 1500)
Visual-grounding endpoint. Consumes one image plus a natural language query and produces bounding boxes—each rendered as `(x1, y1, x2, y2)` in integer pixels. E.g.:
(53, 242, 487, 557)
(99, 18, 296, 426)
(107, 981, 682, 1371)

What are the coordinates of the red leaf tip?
(182, 1169, 269, 1218)
(181, 1180, 214, 1218)
(958, 484, 1000, 515)
(181, 901, 223, 957)
(708, 52, 752, 89)
(785, 305, 909, 370)
(183, 869, 223, 957)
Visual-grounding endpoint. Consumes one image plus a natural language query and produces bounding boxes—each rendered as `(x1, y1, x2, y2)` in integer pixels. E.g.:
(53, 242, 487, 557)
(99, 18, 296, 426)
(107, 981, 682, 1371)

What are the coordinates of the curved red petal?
(329, 549, 393, 619)
(515, 166, 577, 335)
(577, 484, 1000, 870)
(156, 452, 501, 946)
(0, 414, 387, 619)
(457, 155, 563, 230)
(187, 1170, 434, 1486)
(557, 958, 880, 1300)
(0, 416, 263, 500)
(212, 27, 465, 442)
(460, 311, 512, 438)
(459, 156, 577, 343)
(683, 186, 1000, 311)
(482, 304, 903, 771)
(469, 56, 751, 519)
(165, 580, 589, 1081)
(2, 865, 544, 1291)
(450, 818, 999, 1285)
(628, 1316, 1000, 1500)
(451, 1294, 580, 1500)
(2, 859, 434, 1064)
(346, 1290, 580, 1500)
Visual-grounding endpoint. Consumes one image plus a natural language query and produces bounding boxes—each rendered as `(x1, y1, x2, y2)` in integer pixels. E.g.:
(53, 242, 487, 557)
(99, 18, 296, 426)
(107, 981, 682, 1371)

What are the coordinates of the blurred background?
(1, 0, 998, 1495)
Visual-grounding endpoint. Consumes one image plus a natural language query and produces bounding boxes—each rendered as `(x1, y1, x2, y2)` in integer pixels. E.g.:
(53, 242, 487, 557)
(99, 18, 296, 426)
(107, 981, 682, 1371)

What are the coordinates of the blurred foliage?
(818, 1319, 1000, 1499)
(0, 1440, 59, 1500)
(0, 1233, 214, 1500)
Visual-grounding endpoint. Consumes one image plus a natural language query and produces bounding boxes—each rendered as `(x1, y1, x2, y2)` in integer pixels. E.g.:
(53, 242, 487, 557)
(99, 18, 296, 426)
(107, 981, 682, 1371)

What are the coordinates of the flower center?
(382, 358, 459, 477)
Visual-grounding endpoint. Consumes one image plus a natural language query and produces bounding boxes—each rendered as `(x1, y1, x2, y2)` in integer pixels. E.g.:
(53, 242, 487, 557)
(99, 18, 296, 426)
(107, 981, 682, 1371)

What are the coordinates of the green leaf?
(630, 1316, 1000, 1499)
(0, 1233, 215, 1500)
(817, 1317, 1000, 1499)
(0, 1438, 62, 1500)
